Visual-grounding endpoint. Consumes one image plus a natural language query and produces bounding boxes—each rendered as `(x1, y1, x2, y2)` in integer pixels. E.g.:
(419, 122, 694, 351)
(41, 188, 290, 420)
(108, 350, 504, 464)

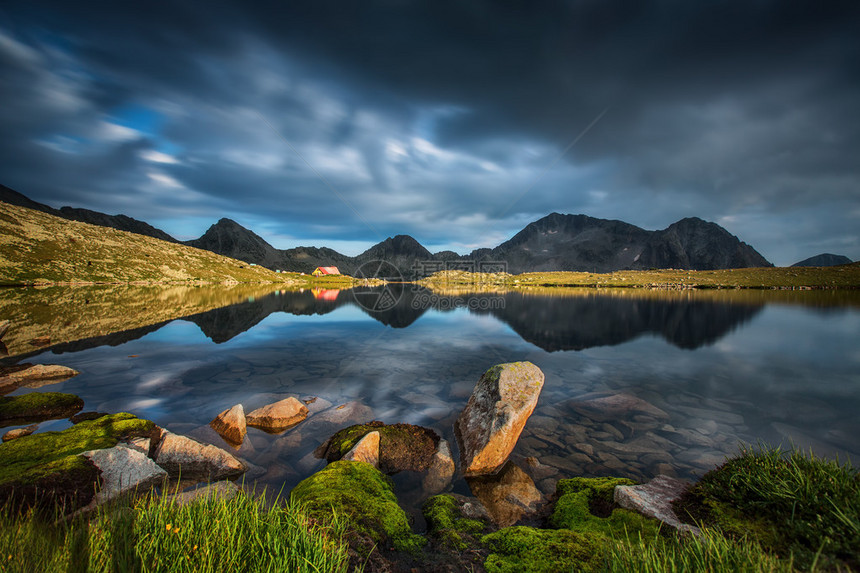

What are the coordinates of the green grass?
(689, 443, 860, 570)
(0, 487, 353, 573)
(604, 527, 793, 573)
(420, 263, 860, 290)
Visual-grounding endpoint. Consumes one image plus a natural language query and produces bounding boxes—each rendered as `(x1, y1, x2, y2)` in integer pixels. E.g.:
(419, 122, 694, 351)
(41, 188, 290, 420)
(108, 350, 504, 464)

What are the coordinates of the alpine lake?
(2, 282, 859, 525)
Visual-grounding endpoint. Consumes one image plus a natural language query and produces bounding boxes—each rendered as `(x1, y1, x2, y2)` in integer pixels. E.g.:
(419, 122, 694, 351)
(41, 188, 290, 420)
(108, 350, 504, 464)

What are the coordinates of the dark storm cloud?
(0, 0, 858, 262)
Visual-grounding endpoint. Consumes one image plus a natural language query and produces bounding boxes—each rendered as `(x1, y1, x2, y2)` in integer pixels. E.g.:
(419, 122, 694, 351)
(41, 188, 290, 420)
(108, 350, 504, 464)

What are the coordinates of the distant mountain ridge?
(0, 184, 178, 243)
(1, 184, 773, 274)
(791, 253, 853, 267)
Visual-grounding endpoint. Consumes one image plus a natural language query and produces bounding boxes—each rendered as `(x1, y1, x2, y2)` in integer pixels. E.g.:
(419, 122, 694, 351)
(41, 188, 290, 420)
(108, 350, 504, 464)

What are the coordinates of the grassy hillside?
(420, 264, 860, 290)
(0, 201, 295, 285)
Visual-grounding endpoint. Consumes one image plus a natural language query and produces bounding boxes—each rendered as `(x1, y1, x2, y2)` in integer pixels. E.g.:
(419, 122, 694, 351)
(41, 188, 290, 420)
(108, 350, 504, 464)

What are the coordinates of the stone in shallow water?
(614, 475, 700, 536)
(154, 430, 246, 481)
(2, 423, 38, 442)
(466, 461, 544, 527)
(246, 397, 308, 432)
(209, 404, 246, 446)
(456, 362, 545, 476)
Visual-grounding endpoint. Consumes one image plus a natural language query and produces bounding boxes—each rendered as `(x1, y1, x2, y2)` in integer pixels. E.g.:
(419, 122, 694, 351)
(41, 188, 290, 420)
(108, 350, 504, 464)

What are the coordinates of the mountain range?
(2, 183, 776, 274)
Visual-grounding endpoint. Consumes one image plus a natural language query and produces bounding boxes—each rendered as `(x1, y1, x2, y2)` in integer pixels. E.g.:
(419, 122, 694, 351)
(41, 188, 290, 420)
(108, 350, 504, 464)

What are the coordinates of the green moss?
(422, 495, 487, 550)
(290, 460, 425, 553)
(482, 526, 603, 573)
(550, 477, 662, 541)
(0, 392, 84, 427)
(324, 421, 439, 474)
(0, 413, 154, 486)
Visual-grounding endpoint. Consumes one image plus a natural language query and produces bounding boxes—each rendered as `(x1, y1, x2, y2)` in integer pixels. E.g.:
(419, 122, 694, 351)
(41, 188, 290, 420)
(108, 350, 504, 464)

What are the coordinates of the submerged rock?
(0, 320, 10, 340)
(614, 474, 700, 535)
(568, 393, 669, 423)
(342, 431, 380, 467)
(209, 404, 247, 445)
(422, 439, 455, 495)
(82, 445, 167, 507)
(0, 392, 84, 427)
(154, 429, 246, 481)
(291, 460, 425, 553)
(456, 362, 544, 476)
(466, 461, 544, 527)
(246, 397, 308, 432)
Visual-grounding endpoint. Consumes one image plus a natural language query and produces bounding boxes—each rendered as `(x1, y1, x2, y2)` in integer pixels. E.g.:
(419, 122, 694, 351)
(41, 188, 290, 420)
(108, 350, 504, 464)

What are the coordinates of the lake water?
(5, 285, 860, 518)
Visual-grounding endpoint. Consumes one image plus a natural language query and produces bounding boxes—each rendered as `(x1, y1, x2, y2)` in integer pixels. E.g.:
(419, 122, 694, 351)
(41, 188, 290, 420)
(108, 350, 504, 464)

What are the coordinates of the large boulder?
(154, 430, 246, 481)
(318, 421, 439, 474)
(209, 404, 246, 445)
(82, 445, 167, 507)
(614, 474, 700, 535)
(456, 362, 544, 476)
(246, 397, 308, 432)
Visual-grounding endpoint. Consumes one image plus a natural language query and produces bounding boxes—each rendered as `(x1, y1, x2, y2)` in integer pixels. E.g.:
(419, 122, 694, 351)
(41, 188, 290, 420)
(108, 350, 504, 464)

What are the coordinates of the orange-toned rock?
(456, 362, 544, 476)
(342, 431, 380, 467)
(209, 404, 246, 445)
(246, 397, 308, 431)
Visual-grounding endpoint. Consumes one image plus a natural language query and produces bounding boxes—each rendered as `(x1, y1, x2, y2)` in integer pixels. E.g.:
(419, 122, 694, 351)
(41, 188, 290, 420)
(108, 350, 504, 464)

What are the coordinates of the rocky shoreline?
(1, 346, 857, 571)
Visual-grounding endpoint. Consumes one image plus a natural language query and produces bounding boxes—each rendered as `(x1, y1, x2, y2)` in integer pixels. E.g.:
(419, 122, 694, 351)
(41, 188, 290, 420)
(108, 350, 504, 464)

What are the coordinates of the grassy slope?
(420, 264, 860, 290)
(0, 201, 293, 285)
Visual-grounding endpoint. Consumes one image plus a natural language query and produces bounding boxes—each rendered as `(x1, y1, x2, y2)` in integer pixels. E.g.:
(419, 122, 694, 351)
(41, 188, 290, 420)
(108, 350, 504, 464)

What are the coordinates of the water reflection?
(3, 284, 859, 518)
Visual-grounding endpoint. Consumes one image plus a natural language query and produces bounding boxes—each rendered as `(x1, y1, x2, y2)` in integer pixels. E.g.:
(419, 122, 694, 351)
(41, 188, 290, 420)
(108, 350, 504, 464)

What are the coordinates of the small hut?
(312, 266, 340, 277)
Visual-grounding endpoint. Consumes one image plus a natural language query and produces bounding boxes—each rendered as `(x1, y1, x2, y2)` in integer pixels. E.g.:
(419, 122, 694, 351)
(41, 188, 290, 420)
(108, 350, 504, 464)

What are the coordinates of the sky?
(1, 1, 858, 265)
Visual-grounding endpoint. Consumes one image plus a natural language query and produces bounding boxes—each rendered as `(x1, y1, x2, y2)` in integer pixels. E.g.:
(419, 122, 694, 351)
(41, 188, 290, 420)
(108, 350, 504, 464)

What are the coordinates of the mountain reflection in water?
(3, 284, 858, 518)
(131, 287, 765, 352)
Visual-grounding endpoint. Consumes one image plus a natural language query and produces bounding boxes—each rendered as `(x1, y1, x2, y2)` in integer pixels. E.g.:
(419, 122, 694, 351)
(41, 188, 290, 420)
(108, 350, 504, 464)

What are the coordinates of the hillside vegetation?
(420, 265, 860, 290)
(0, 201, 294, 285)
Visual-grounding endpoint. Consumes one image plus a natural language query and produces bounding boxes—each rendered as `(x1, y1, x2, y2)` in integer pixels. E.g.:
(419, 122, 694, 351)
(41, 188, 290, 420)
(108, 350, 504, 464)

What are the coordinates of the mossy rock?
(321, 421, 440, 474)
(0, 412, 155, 511)
(550, 477, 662, 539)
(0, 392, 84, 427)
(482, 526, 603, 573)
(423, 494, 489, 551)
(290, 460, 425, 553)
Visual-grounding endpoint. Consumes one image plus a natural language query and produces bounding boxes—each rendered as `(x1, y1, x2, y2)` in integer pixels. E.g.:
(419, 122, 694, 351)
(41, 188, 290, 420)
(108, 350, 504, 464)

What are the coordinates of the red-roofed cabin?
(312, 266, 340, 277)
